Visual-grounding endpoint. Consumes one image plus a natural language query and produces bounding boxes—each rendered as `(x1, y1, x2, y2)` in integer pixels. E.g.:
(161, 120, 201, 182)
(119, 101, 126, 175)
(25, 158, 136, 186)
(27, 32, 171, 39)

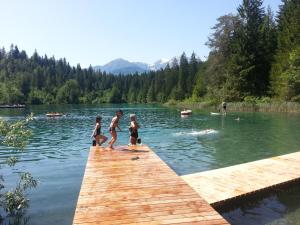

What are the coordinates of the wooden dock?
(182, 151, 300, 206)
(73, 145, 228, 225)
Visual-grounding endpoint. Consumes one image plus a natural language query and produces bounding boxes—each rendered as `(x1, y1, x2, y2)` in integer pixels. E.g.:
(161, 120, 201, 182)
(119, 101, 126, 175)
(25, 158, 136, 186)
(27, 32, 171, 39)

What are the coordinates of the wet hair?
(116, 109, 123, 115)
(96, 116, 102, 122)
(130, 114, 136, 120)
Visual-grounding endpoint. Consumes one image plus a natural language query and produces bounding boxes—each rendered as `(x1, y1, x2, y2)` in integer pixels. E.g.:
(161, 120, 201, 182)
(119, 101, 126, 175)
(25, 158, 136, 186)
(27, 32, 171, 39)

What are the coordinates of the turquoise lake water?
(0, 104, 299, 225)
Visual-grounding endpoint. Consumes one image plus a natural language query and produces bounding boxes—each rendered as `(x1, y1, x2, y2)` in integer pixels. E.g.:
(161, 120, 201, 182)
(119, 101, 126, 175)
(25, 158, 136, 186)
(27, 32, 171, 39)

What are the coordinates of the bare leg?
(129, 136, 133, 145)
(99, 135, 108, 146)
(108, 131, 117, 149)
(130, 136, 137, 145)
(95, 135, 100, 146)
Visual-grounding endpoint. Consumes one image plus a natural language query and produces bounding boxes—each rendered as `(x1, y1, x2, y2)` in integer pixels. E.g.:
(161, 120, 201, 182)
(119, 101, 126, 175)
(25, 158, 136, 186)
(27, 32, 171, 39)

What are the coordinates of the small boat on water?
(181, 109, 192, 116)
(46, 112, 64, 117)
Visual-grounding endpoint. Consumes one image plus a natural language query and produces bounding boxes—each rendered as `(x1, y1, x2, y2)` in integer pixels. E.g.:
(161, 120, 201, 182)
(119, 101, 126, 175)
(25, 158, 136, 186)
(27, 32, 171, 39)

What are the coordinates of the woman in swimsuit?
(92, 116, 108, 146)
(129, 114, 140, 145)
(108, 110, 123, 149)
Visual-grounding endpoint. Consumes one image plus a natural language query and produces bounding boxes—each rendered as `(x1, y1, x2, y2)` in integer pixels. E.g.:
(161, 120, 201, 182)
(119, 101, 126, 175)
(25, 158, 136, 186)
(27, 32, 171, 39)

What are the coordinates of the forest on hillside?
(0, 0, 299, 105)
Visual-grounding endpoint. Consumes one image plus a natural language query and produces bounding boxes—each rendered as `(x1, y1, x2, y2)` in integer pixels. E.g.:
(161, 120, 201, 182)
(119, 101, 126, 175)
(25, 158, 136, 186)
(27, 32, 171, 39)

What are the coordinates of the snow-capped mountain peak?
(93, 58, 170, 75)
(149, 59, 169, 71)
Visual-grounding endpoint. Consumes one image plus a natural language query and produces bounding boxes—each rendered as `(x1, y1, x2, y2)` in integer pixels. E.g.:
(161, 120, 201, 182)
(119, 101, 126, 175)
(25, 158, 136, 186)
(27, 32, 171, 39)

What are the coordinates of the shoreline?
(1, 102, 300, 113)
(164, 101, 300, 113)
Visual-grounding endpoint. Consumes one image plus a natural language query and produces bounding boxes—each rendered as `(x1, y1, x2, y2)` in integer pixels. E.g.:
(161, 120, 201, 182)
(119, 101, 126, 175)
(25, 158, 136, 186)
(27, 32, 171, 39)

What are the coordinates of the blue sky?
(0, 0, 281, 67)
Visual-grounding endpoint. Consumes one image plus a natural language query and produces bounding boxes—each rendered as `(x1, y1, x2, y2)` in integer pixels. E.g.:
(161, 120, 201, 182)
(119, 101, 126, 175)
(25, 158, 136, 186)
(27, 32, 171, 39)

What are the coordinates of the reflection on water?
(220, 184, 300, 225)
(0, 104, 300, 225)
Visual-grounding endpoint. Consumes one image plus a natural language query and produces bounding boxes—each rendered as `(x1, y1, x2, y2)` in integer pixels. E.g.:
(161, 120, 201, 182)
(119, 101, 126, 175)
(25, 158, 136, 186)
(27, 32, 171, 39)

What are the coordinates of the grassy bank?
(164, 99, 300, 113)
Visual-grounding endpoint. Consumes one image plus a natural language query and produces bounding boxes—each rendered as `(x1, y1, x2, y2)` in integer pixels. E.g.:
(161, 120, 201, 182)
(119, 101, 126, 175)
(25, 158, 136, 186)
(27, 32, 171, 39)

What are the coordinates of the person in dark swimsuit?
(222, 101, 227, 115)
(108, 110, 123, 149)
(92, 116, 107, 146)
(129, 114, 140, 145)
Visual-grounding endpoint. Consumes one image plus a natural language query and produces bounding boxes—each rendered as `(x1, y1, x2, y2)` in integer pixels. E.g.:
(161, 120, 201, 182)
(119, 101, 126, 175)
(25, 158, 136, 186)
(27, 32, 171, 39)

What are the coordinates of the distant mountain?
(93, 58, 169, 75)
(149, 59, 169, 71)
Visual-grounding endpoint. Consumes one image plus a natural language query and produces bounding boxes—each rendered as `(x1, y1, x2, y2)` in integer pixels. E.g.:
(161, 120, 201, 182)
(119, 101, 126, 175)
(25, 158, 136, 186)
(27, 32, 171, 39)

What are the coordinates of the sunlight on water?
(173, 129, 219, 136)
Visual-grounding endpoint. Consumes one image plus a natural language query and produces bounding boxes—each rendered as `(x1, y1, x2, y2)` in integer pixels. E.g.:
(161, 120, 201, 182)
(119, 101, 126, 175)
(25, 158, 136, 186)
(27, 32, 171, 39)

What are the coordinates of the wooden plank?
(182, 151, 300, 205)
(73, 145, 228, 225)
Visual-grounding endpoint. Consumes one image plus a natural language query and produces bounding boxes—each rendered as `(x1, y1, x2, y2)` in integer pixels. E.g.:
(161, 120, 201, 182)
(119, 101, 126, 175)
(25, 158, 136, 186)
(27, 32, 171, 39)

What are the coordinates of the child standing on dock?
(129, 114, 140, 145)
(92, 116, 108, 146)
(108, 110, 123, 149)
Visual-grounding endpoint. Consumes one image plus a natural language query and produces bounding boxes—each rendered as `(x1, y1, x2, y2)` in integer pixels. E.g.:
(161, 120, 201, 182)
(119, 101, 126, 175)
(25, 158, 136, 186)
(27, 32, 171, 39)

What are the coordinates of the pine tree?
(261, 6, 277, 93)
(270, 0, 300, 101)
(236, 0, 268, 96)
(205, 14, 241, 100)
(188, 52, 199, 96)
(178, 53, 189, 99)
(146, 81, 155, 103)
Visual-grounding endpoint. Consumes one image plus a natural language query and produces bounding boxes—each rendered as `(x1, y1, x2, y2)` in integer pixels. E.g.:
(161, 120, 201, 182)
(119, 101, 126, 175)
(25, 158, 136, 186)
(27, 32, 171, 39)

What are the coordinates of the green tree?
(108, 86, 122, 103)
(205, 14, 241, 100)
(271, 0, 300, 100)
(146, 81, 155, 103)
(188, 52, 199, 95)
(27, 89, 46, 104)
(56, 79, 80, 104)
(0, 114, 37, 224)
(235, 0, 270, 96)
(178, 53, 189, 99)
(192, 64, 207, 100)
(0, 83, 9, 104)
(164, 63, 177, 99)
(6, 83, 24, 104)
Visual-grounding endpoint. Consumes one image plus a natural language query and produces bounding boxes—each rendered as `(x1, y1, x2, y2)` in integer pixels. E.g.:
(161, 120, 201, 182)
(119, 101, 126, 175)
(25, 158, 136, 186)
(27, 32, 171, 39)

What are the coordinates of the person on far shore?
(222, 101, 227, 115)
(108, 110, 123, 149)
(92, 116, 108, 146)
(129, 114, 140, 145)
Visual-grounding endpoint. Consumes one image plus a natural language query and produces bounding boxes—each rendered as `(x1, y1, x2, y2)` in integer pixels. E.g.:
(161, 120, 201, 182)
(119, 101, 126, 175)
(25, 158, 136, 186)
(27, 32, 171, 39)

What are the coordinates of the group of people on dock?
(92, 109, 140, 149)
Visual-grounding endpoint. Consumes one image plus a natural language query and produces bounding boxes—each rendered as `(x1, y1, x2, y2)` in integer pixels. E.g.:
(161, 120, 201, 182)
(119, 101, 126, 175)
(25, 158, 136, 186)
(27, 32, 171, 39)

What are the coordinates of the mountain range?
(93, 58, 170, 75)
